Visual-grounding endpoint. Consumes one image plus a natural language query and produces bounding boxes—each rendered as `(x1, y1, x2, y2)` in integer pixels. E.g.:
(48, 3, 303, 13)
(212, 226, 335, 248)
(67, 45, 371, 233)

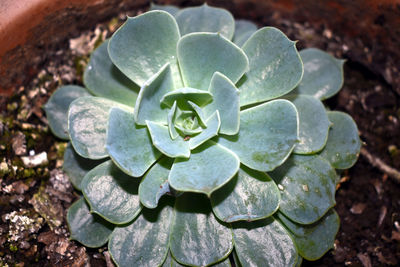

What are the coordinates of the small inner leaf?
(146, 120, 191, 158)
(187, 101, 207, 127)
(189, 111, 221, 150)
(175, 3, 235, 39)
(167, 101, 179, 139)
(160, 87, 213, 109)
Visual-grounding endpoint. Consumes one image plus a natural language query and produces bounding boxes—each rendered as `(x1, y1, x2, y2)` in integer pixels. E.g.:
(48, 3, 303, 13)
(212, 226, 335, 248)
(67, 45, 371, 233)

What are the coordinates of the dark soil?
(1, 4, 399, 267)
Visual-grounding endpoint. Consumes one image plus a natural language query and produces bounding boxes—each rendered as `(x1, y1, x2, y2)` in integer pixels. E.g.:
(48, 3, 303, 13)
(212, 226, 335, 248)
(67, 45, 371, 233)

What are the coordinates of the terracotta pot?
(1, 0, 400, 96)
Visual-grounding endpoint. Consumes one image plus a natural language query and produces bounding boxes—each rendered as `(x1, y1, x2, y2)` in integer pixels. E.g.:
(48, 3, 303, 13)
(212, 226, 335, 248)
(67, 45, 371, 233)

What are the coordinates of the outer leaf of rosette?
(167, 101, 179, 140)
(108, 198, 173, 267)
(106, 107, 161, 177)
(188, 110, 221, 150)
(319, 111, 361, 169)
(218, 99, 298, 172)
(83, 40, 139, 107)
(150, 3, 179, 16)
(81, 160, 142, 224)
(160, 87, 213, 109)
(67, 197, 114, 248)
(139, 157, 174, 209)
(291, 48, 345, 100)
(63, 142, 105, 191)
(175, 3, 235, 39)
(44, 85, 91, 140)
(284, 94, 330, 154)
(146, 120, 190, 158)
(170, 193, 234, 266)
(239, 27, 303, 107)
(211, 165, 280, 223)
(108, 10, 183, 88)
(269, 154, 337, 224)
(232, 217, 299, 267)
(277, 209, 340, 261)
(68, 96, 128, 159)
(203, 72, 240, 135)
(233, 19, 258, 47)
(177, 32, 249, 91)
(134, 63, 175, 126)
(162, 251, 232, 267)
(169, 140, 240, 197)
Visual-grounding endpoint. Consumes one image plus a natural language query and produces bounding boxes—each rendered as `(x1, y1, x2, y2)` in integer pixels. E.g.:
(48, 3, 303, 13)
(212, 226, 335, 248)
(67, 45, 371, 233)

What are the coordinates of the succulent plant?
(44, 3, 361, 267)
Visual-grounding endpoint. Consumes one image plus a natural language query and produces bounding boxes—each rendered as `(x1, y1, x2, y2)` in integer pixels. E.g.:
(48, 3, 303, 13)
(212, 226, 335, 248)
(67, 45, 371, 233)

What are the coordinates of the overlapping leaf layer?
(45, 3, 361, 267)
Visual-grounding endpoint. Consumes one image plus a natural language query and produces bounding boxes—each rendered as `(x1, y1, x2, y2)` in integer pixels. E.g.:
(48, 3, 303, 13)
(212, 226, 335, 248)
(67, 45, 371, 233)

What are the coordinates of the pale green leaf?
(269, 154, 337, 224)
(83, 40, 139, 106)
(68, 96, 127, 159)
(239, 27, 303, 107)
(67, 197, 114, 248)
(106, 107, 161, 177)
(189, 111, 221, 150)
(211, 165, 280, 223)
(187, 101, 207, 127)
(150, 3, 179, 16)
(170, 193, 234, 266)
(203, 72, 240, 135)
(63, 142, 104, 190)
(218, 99, 298, 172)
(233, 19, 257, 47)
(160, 87, 213, 109)
(292, 48, 344, 100)
(109, 199, 173, 267)
(233, 217, 298, 267)
(81, 160, 142, 224)
(285, 95, 330, 154)
(277, 209, 340, 260)
(175, 4, 235, 39)
(146, 120, 190, 158)
(134, 64, 175, 125)
(169, 141, 240, 196)
(167, 101, 179, 139)
(108, 11, 182, 87)
(163, 251, 231, 267)
(319, 111, 361, 169)
(177, 32, 249, 90)
(44, 85, 90, 139)
(139, 158, 173, 209)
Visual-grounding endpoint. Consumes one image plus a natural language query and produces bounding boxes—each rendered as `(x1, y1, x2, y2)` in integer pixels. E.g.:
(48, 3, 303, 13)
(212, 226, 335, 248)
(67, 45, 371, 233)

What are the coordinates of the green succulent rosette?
(44, 4, 361, 267)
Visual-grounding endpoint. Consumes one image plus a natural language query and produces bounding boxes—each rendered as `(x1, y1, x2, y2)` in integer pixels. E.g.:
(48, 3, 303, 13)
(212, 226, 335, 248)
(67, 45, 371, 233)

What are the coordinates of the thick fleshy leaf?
(177, 32, 249, 90)
(146, 121, 190, 158)
(233, 20, 257, 47)
(233, 217, 298, 267)
(63, 143, 104, 190)
(218, 99, 298, 172)
(189, 111, 221, 150)
(81, 160, 141, 224)
(139, 158, 173, 209)
(83, 40, 139, 106)
(211, 165, 280, 223)
(239, 27, 303, 107)
(203, 72, 240, 135)
(170, 193, 234, 266)
(163, 251, 231, 267)
(44, 85, 90, 139)
(188, 101, 207, 127)
(319, 111, 361, 169)
(269, 154, 337, 224)
(68, 96, 126, 159)
(277, 209, 340, 260)
(292, 48, 344, 100)
(285, 95, 330, 154)
(169, 141, 240, 196)
(150, 3, 179, 16)
(106, 107, 161, 177)
(161, 87, 213, 109)
(134, 64, 174, 125)
(109, 198, 173, 267)
(108, 11, 182, 87)
(175, 4, 235, 39)
(67, 198, 114, 248)
(167, 101, 179, 139)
